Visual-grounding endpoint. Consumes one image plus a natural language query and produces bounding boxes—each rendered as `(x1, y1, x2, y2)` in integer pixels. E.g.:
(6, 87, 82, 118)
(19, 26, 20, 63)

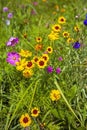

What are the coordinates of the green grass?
(0, 0, 87, 130)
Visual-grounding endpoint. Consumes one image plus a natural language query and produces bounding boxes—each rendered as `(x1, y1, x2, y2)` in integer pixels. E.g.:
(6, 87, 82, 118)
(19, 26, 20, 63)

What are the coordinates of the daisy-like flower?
(46, 46, 53, 54)
(52, 24, 61, 32)
(31, 107, 40, 117)
(23, 69, 33, 78)
(48, 31, 59, 41)
(37, 58, 47, 68)
(6, 37, 19, 46)
(50, 89, 61, 101)
(19, 113, 31, 128)
(74, 26, 79, 32)
(33, 56, 39, 64)
(60, 8, 66, 13)
(16, 58, 27, 71)
(6, 52, 20, 66)
(19, 49, 32, 58)
(63, 31, 70, 38)
(42, 54, 49, 62)
(67, 38, 74, 44)
(36, 37, 42, 43)
(35, 44, 43, 51)
(25, 60, 35, 69)
(58, 16, 66, 24)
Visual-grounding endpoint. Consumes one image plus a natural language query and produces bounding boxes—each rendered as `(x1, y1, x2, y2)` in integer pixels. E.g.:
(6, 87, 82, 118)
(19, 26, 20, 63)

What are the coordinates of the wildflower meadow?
(1, 0, 87, 130)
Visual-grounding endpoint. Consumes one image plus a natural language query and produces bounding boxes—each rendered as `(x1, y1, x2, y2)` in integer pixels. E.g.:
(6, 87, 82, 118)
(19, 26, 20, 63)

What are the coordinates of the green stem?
(54, 76, 83, 126)
(28, 79, 41, 112)
(6, 80, 35, 130)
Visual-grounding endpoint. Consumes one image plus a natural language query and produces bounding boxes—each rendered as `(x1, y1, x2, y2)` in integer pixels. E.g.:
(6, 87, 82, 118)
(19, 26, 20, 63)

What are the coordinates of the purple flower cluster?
(83, 14, 87, 26)
(3, 7, 8, 12)
(46, 66, 61, 74)
(6, 37, 19, 46)
(6, 52, 20, 66)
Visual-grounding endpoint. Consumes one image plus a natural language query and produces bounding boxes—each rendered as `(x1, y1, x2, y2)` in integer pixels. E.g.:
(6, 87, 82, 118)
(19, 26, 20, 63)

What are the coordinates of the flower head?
(3, 7, 8, 12)
(50, 89, 61, 101)
(19, 113, 31, 128)
(73, 42, 81, 49)
(46, 46, 53, 54)
(6, 52, 20, 66)
(6, 37, 19, 46)
(63, 31, 70, 38)
(31, 107, 40, 117)
(52, 24, 61, 32)
(19, 49, 32, 57)
(83, 19, 87, 26)
(23, 69, 33, 78)
(35, 44, 43, 51)
(47, 66, 53, 73)
(16, 58, 27, 71)
(37, 58, 47, 68)
(56, 67, 61, 74)
(36, 37, 42, 43)
(7, 13, 13, 19)
(58, 57, 63, 61)
(58, 16, 66, 24)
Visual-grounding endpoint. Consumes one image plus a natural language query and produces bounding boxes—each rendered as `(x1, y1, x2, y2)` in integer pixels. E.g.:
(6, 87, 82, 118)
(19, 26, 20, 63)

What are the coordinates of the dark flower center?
(33, 109, 38, 114)
(48, 48, 51, 51)
(55, 26, 59, 30)
(23, 117, 28, 123)
(39, 61, 44, 66)
(27, 62, 32, 67)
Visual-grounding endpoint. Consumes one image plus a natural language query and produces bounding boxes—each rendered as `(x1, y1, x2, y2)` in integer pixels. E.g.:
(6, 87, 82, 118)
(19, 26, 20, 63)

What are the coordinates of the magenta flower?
(6, 37, 19, 46)
(32, 2, 38, 6)
(58, 57, 63, 61)
(6, 52, 20, 66)
(47, 66, 53, 73)
(3, 7, 8, 12)
(7, 13, 13, 19)
(56, 67, 61, 74)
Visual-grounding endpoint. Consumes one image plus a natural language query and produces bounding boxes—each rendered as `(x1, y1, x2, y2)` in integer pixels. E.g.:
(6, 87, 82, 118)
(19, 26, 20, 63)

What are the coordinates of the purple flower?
(3, 7, 8, 12)
(7, 13, 13, 19)
(47, 66, 53, 73)
(6, 52, 20, 66)
(56, 67, 61, 74)
(6, 37, 19, 46)
(31, 9, 37, 15)
(83, 19, 87, 26)
(58, 57, 63, 61)
(73, 42, 81, 49)
(33, 2, 38, 6)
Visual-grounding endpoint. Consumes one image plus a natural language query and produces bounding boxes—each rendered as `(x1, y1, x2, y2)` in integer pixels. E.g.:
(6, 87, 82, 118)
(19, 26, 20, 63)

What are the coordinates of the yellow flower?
(48, 31, 59, 40)
(60, 8, 66, 12)
(50, 89, 61, 101)
(74, 26, 79, 32)
(42, 54, 49, 62)
(46, 46, 53, 54)
(25, 60, 35, 69)
(58, 16, 66, 24)
(23, 69, 33, 78)
(52, 24, 61, 32)
(37, 58, 47, 68)
(19, 49, 32, 57)
(63, 31, 70, 38)
(36, 37, 42, 43)
(33, 56, 39, 64)
(35, 44, 43, 51)
(16, 58, 27, 71)
(42, 0, 46, 2)
(31, 107, 40, 117)
(19, 113, 31, 127)
(67, 38, 74, 44)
